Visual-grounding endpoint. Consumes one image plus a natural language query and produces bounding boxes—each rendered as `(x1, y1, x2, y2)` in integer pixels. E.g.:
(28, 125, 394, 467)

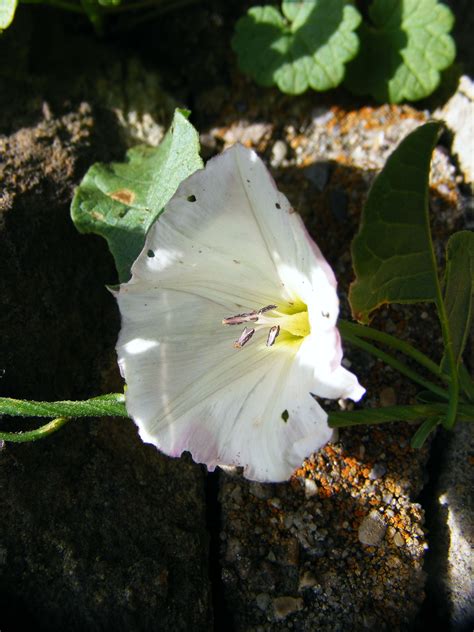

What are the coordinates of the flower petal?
(117, 283, 334, 481)
(129, 143, 337, 313)
(116, 143, 364, 482)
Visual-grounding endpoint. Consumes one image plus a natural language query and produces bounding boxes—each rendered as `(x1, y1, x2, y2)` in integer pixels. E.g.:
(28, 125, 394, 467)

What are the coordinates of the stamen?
(222, 311, 258, 325)
(266, 325, 280, 347)
(222, 304, 277, 325)
(258, 304, 277, 314)
(233, 327, 255, 349)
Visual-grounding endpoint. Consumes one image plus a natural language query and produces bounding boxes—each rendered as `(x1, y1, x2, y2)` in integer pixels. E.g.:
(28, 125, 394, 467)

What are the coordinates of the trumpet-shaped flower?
(116, 144, 364, 482)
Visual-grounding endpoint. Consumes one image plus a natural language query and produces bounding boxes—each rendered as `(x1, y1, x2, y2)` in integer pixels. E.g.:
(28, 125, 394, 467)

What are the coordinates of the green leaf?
(410, 416, 440, 448)
(441, 231, 474, 369)
(349, 121, 442, 324)
(0, 0, 18, 30)
(71, 109, 203, 282)
(345, 0, 455, 103)
(232, 0, 361, 95)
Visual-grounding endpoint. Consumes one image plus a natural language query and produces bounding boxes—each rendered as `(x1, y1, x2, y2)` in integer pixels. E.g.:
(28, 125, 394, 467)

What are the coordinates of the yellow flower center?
(222, 301, 310, 349)
(276, 308, 310, 338)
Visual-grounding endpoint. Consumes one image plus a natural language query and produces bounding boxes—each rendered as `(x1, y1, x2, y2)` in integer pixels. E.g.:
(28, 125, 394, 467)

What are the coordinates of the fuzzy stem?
(0, 417, 70, 443)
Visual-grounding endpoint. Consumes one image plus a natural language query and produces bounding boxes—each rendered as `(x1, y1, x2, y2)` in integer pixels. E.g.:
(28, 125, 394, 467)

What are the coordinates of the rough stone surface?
(358, 510, 388, 546)
(435, 75, 474, 185)
(426, 423, 474, 632)
(0, 34, 210, 632)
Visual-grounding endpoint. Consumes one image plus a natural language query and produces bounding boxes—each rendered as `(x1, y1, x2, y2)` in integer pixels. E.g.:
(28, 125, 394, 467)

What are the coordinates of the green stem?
(0, 417, 70, 443)
(431, 273, 460, 431)
(338, 319, 447, 381)
(328, 402, 474, 428)
(340, 329, 449, 400)
(410, 417, 441, 449)
(0, 393, 128, 418)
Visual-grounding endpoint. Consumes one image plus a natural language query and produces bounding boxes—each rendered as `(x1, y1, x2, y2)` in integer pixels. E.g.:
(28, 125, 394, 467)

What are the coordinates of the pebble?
(299, 570, 317, 590)
(393, 532, 405, 548)
(304, 478, 318, 498)
(358, 510, 387, 546)
(270, 140, 288, 167)
(369, 463, 387, 480)
(255, 593, 270, 611)
(273, 596, 304, 620)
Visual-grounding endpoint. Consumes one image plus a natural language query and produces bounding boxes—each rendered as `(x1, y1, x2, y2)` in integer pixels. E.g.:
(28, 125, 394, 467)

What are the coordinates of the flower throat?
(222, 303, 310, 349)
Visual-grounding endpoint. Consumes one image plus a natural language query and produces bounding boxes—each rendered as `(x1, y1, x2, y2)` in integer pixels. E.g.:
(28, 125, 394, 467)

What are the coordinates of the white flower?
(116, 144, 365, 482)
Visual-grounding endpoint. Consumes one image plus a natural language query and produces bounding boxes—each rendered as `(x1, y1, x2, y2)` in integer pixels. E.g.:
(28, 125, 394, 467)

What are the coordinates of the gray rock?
(358, 510, 387, 546)
(435, 76, 474, 186)
(273, 596, 304, 620)
(431, 423, 474, 630)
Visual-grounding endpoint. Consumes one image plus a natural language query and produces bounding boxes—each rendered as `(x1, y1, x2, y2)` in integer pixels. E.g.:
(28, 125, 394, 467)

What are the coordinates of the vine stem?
(328, 403, 474, 428)
(428, 245, 460, 430)
(0, 393, 128, 418)
(0, 417, 70, 443)
(338, 327, 449, 400)
(338, 319, 447, 381)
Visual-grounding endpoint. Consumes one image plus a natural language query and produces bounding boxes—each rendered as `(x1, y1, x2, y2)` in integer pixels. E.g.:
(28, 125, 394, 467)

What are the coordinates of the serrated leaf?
(441, 231, 474, 370)
(349, 121, 442, 324)
(71, 109, 203, 282)
(232, 0, 361, 95)
(0, 0, 17, 30)
(345, 0, 455, 103)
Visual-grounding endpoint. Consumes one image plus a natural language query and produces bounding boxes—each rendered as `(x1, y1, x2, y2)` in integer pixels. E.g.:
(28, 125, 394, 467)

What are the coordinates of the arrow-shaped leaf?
(349, 121, 442, 323)
(71, 109, 203, 282)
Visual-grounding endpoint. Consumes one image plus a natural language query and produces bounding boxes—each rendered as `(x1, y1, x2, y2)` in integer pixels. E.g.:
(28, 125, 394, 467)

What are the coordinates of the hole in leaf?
(275, 203, 281, 209)
(281, 409, 289, 422)
(147, 250, 155, 258)
(187, 194, 197, 202)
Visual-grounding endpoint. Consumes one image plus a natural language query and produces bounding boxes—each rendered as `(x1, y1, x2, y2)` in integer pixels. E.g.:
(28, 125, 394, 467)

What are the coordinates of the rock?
(369, 463, 387, 480)
(435, 75, 474, 186)
(255, 593, 270, 612)
(303, 477, 318, 498)
(358, 510, 387, 546)
(428, 423, 474, 630)
(215, 121, 272, 148)
(393, 532, 405, 548)
(273, 596, 304, 620)
(0, 26, 210, 632)
(270, 140, 288, 167)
